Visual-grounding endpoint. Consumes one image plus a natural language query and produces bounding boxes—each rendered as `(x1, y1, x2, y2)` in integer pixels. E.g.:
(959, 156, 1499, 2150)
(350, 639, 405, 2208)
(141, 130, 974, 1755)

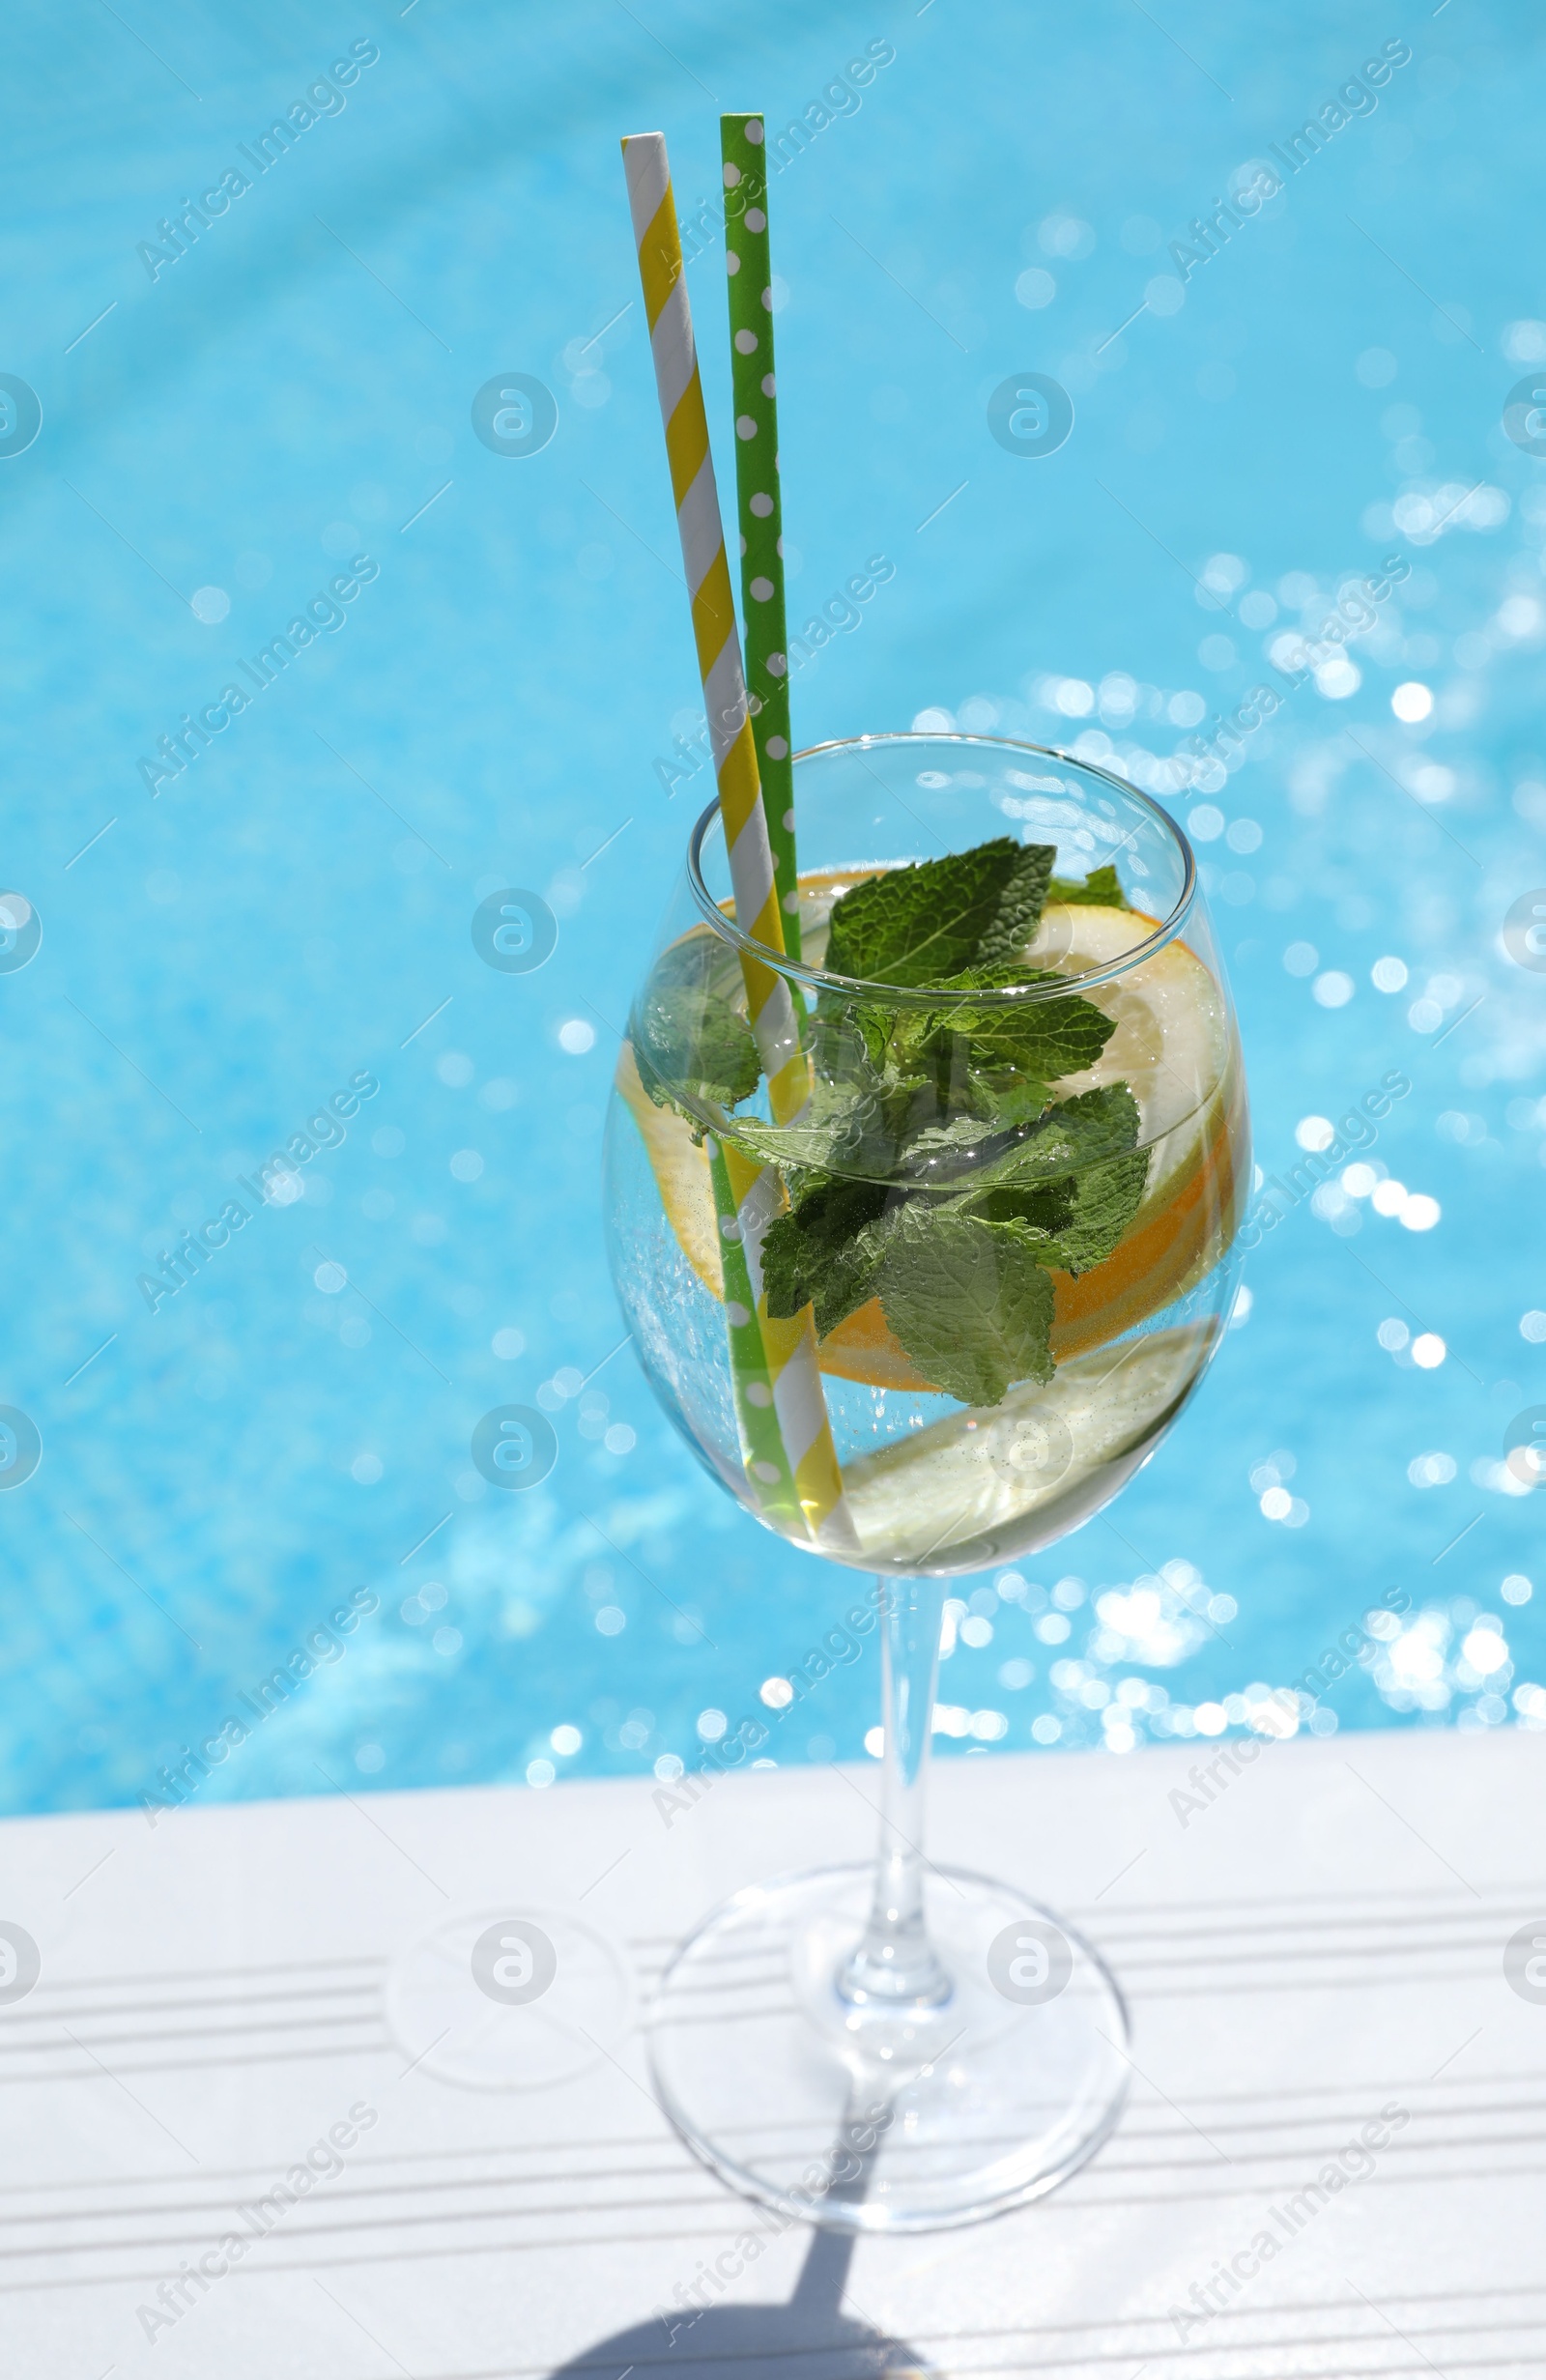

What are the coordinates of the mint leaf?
(955, 1088, 1150, 1275)
(1047, 864, 1131, 910)
(961, 1157, 1150, 1275)
(962, 1085, 1141, 1190)
(895, 1114, 1016, 1181)
(877, 1206, 1055, 1405)
(886, 965, 1115, 1090)
(808, 1001, 883, 1085)
(959, 1174, 1076, 1241)
(730, 1092, 890, 1178)
(823, 840, 1054, 988)
(957, 1072, 1058, 1130)
(976, 843, 1059, 963)
(762, 1175, 895, 1335)
(636, 985, 760, 1117)
(1046, 1148, 1151, 1273)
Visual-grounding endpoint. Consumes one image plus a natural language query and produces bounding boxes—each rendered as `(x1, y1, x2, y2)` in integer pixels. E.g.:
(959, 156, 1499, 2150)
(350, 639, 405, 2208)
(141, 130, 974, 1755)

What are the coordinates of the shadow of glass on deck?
(546, 2222, 930, 2379)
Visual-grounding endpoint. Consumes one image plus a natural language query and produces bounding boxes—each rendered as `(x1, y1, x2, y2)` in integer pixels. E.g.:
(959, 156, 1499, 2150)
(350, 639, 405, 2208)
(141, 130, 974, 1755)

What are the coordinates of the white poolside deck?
(4, 1726, 1545, 2377)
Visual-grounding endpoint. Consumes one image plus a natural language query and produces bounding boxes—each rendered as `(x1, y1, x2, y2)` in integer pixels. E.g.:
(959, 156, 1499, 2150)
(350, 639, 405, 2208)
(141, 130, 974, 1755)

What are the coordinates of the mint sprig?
(757, 845, 1148, 1401)
(762, 1083, 1148, 1389)
(643, 841, 1149, 1405)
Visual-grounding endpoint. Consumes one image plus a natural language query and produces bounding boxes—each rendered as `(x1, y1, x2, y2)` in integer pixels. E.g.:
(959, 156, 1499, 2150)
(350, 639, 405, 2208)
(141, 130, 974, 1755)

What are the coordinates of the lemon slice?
(614, 1043, 723, 1298)
(1025, 902, 1233, 1220)
(841, 1322, 1217, 1568)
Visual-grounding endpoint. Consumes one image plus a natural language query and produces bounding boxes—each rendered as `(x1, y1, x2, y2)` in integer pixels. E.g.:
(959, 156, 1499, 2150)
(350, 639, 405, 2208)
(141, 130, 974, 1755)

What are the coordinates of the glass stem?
(837, 1576, 953, 2011)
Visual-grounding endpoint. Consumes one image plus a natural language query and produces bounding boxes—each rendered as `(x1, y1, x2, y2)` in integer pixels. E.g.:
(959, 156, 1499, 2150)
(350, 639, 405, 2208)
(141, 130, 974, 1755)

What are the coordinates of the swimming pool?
(3, 0, 1541, 1818)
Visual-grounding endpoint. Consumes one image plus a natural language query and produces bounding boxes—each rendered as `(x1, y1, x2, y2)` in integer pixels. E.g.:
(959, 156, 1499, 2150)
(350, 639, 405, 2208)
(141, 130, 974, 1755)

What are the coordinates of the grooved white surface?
(3, 1727, 1542, 2376)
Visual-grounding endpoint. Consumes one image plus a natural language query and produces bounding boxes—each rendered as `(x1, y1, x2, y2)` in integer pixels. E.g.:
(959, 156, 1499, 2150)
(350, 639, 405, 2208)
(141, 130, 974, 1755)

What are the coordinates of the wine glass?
(603, 731, 1248, 2231)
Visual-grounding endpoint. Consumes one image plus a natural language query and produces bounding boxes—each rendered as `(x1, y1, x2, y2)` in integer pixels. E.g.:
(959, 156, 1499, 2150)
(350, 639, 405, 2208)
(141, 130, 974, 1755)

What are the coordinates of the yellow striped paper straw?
(621, 130, 854, 1552)
(717, 1133, 854, 1548)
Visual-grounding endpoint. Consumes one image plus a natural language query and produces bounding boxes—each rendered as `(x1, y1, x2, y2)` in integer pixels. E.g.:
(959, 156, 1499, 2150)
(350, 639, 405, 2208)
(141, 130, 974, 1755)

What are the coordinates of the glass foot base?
(647, 1862, 1130, 2233)
(386, 1905, 631, 2091)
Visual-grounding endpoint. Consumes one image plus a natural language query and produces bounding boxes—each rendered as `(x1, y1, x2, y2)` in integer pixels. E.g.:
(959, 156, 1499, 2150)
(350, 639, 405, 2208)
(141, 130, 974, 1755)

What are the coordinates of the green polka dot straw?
(721, 112, 800, 961)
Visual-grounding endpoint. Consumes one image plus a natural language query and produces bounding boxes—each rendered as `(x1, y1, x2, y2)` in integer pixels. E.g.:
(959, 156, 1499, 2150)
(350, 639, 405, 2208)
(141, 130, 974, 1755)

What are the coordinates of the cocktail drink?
(614, 743, 1244, 1572)
(604, 731, 1249, 2229)
(383, 121, 1252, 2222)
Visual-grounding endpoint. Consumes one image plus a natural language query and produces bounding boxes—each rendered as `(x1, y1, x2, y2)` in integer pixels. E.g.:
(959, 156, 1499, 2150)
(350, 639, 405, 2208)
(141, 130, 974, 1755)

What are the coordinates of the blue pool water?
(3, 0, 1544, 1818)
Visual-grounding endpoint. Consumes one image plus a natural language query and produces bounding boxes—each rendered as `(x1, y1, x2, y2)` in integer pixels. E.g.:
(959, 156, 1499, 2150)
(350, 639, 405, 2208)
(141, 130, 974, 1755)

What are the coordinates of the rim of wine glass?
(685, 731, 1198, 1006)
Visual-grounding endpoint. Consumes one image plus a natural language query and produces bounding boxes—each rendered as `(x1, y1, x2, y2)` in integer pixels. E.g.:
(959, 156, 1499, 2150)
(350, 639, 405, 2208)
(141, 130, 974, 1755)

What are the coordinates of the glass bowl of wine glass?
(602, 731, 1248, 2231)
